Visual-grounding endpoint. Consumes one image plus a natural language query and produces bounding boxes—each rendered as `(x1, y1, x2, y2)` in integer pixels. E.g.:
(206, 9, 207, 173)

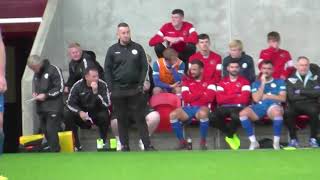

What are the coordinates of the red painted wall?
(0, 0, 47, 36)
(0, 0, 47, 18)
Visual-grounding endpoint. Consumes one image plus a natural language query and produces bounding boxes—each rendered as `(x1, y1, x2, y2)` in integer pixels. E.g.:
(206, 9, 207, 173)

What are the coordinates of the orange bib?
(157, 58, 181, 85)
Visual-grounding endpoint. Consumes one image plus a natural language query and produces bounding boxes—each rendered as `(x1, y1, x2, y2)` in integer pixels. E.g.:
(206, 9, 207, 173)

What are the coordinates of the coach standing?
(104, 23, 155, 151)
(28, 55, 64, 152)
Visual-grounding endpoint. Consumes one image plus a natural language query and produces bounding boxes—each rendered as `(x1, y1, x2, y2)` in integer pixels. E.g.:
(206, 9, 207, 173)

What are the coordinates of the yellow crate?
(58, 131, 74, 152)
(19, 134, 44, 145)
(19, 131, 74, 153)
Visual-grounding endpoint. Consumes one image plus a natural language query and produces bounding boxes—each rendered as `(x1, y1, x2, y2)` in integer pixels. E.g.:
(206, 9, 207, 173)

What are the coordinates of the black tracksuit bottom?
(111, 92, 150, 149)
(212, 107, 243, 138)
(38, 111, 62, 152)
(64, 109, 109, 148)
(285, 102, 320, 139)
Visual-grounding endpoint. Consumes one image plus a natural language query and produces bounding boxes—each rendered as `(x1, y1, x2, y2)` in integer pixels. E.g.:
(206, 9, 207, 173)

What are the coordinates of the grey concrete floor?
(78, 123, 314, 152)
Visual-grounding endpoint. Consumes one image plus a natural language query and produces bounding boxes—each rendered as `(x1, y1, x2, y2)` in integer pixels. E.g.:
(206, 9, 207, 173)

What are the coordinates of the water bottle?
(187, 137, 192, 150)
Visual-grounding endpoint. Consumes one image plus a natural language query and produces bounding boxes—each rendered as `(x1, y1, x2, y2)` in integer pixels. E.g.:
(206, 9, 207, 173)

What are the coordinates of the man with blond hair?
(223, 40, 256, 83)
(65, 42, 103, 93)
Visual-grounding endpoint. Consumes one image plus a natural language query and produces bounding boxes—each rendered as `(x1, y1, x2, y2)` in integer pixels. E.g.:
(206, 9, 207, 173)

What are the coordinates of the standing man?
(285, 56, 320, 148)
(27, 55, 64, 152)
(104, 23, 155, 151)
(189, 33, 222, 84)
(0, 28, 7, 154)
(223, 40, 256, 83)
(214, 59, 251, 150)
(149, 9, 198, 72)
(258, 31, 295, 79)
(239, 61, 286, 150)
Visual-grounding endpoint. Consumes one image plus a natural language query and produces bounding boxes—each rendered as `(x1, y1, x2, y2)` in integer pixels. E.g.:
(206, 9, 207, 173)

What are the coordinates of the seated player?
(189, 33, 222, 84)
(65, 67, 110, 151)
(149, 9, 197, 71)
(223, 40, 256, 83)
(169, 60, 215, 150)
(239, 60, 286, 150)
(152, 48, 185, 95)
(285, 56, 320, 148)
(214, 59, 251, 150)
(258, 31, 295, 79)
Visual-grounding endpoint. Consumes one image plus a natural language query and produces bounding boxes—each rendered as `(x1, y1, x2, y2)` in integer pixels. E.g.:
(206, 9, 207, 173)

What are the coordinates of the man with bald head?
(104, 23, 155, 151)
(285, 56, 320, 148)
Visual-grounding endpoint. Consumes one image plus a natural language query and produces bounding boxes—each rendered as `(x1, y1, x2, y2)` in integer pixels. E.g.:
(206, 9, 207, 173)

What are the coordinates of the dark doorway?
(3, 32, 36, 153)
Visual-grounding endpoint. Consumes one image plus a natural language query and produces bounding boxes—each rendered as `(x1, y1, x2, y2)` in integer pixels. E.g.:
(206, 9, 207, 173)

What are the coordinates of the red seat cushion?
(150, 93, 181, 132)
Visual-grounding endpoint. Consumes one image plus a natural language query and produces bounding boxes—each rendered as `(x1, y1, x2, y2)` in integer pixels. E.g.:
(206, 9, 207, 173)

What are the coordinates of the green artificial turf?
(0, 149, 319, 180)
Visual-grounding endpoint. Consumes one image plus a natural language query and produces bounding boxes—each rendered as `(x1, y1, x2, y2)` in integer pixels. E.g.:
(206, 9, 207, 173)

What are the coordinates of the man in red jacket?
(213, 59, 251, 150)
(189, 33, 222, 84)
(258, 31, 294, 79)
(169, 60, 215, 150)
(149, 9, 198, 72)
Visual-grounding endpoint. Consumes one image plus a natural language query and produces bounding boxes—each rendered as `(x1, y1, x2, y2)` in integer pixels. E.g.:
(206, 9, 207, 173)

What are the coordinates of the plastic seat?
(295, 115, 310, 130)
(150, 93, 181, 132)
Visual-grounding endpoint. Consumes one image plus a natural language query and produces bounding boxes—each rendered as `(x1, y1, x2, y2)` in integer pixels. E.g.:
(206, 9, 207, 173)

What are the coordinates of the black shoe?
(74, 145, 83, 152)
(145, 145, 157, 151)
(121, 145, 130, 152)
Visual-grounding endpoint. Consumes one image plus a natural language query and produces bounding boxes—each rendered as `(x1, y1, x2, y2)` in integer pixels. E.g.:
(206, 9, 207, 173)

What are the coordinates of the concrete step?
(78, 125, 313, 152)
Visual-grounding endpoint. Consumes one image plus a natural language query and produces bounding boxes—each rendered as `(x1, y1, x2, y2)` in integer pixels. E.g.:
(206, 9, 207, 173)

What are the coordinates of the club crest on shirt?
(202, 82, 208, 87)
(132, 49, 138, 55)
(271, 83, 277, 88)
(210, 60, 215, 65)
(183, 31, 188, 36)
(288, 78, 298, 84)
(44, 73, 49, 79)
(280, 53, 286, 58)
(242, 63, 248, 69)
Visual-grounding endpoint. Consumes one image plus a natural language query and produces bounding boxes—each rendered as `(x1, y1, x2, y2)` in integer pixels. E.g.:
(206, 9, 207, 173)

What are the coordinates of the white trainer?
(249, 141, 260, 150)
(273, 141, 281, 150)
(138, 139, 145, 151)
